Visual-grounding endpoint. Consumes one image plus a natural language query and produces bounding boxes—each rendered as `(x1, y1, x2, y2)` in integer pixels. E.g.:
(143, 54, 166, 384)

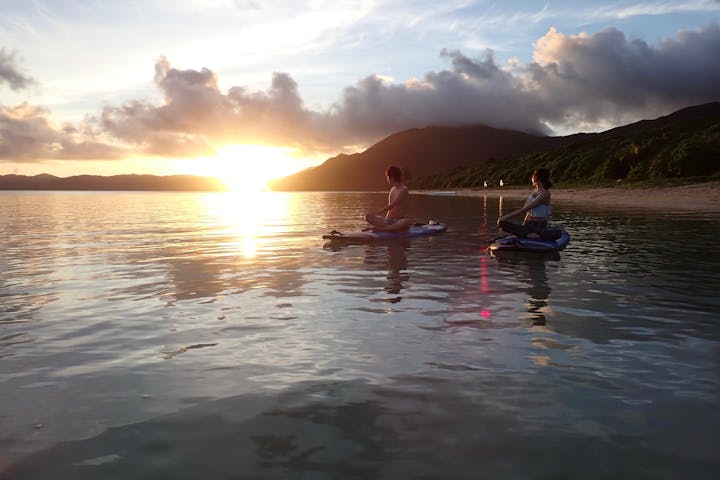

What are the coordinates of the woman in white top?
(497, 168, 553, 239)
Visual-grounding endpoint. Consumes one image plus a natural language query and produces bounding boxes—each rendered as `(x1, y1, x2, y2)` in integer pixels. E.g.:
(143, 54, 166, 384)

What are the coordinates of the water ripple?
(1, 191, 719, 478)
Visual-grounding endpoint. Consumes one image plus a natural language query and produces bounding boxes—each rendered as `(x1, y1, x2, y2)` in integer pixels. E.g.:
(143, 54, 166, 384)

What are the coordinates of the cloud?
(0, 102, 127, 161)
(2, 23, 720, 163)
(326, 22, 720, 137)
(0, 48, 124, 163)
(94, 49, 550, 162)
(590, 1, 720, 20)
(327, 48, 548, 139)
(325, 22, 720, 138)
(96, 56, 325, 157)
(0, 48, 34, 90)
(164, 23, 720, 146)
(522, 23, 720, 129)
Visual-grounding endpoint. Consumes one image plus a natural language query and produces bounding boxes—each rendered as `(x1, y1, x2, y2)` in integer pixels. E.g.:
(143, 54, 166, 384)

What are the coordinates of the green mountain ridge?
(411, 102, 720, 189)
(271, 102, 720, 191)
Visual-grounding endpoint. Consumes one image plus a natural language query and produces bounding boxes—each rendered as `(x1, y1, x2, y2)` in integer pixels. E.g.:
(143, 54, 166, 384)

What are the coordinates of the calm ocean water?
(1, 190, 719, 479)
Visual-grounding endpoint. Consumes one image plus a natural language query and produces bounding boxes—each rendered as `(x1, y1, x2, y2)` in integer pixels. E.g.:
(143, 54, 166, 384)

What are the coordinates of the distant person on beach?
(365, 166, 413, 231)
(497, 168, 555, 239)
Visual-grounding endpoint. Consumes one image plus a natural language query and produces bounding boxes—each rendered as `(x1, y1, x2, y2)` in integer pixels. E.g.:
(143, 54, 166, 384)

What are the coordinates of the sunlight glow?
(182, 144, 309, 192)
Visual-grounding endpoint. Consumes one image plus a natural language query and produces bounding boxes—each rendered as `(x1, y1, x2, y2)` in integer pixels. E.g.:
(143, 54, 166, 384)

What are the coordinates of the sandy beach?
(447, 182, 720, 212)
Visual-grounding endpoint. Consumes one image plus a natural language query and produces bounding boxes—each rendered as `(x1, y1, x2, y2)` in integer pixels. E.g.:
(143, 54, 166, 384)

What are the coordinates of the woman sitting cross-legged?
(497, 168, 555, 240)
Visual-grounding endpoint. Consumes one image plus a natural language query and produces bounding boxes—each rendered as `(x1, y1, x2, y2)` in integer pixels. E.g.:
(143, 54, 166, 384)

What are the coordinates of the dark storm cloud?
(0, 48, 34, 90)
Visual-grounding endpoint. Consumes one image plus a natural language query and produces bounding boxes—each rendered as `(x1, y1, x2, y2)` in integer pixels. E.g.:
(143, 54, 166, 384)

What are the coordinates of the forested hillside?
(410, 103, 720, 189)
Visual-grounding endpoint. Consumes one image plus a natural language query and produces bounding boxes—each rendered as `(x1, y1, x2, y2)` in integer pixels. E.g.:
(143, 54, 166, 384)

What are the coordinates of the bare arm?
(369, 187, 408, 216)
(497, 189, 550, 223)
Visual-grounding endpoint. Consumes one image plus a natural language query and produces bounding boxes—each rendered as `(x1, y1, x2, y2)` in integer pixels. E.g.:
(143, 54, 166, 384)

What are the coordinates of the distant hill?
(410, 102, 720, 189)
(0, 174, 227, 191)
(268, 125, 554, 191)
(270, 102, 720, 191)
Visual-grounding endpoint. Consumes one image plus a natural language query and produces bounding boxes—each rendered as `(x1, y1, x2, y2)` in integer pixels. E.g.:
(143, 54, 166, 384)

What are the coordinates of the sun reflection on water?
(202, 191, 291, 258)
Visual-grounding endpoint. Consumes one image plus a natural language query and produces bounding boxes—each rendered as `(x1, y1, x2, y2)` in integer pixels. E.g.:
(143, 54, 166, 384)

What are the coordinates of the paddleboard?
(323, 221, 447, 243)
(487, 229, 570, 253)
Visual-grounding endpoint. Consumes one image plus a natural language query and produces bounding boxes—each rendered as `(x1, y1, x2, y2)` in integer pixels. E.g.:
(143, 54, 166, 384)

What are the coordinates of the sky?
(1, 0, 720, 184)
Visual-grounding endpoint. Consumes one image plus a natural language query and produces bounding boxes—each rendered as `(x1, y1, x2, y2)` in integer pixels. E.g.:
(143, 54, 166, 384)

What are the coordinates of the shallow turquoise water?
(1, 191, 719, 479)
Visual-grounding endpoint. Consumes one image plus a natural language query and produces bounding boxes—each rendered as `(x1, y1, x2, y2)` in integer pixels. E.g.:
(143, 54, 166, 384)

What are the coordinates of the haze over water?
(1, 190, 719, 479)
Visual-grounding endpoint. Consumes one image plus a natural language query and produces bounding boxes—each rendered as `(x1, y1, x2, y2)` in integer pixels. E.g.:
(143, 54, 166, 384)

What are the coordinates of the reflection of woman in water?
(497, 168, 552, 239)
(494, 254, 554, 326)
(525, 256, 553, 326)
(363, 242, 409, 303)
(383, 243, 409, 301)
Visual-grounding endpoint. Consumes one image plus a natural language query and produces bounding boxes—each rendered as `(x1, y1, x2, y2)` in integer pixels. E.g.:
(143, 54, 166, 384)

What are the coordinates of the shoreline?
(427, 182, 720, 212)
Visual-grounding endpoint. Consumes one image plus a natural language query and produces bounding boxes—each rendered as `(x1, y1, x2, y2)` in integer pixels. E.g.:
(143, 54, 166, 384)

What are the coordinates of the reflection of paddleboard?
(487, 229, 570, 253)
(323, 222, 447, 243)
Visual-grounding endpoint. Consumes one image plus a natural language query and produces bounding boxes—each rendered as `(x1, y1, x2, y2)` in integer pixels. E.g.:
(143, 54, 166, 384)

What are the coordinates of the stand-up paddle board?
(487, 228, 570, 253)
(323, 221, 447, 243)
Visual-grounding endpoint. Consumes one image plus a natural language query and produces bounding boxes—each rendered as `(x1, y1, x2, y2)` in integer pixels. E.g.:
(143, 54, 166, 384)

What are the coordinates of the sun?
(214, 144, 305, 191)
(181, 144, 307, 191)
